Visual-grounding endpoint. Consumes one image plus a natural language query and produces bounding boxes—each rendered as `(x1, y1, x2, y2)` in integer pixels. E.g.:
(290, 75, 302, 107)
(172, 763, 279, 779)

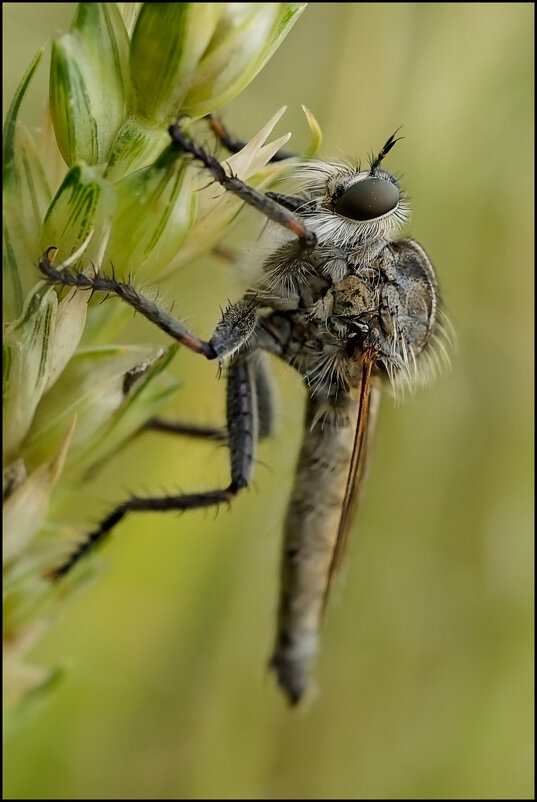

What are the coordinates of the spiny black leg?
(46, 352, 260, 581)
(206, 114, 306, 211)
(39, 250, 260, 362)
(252, 352, 278, 440)
(209, 299, 258, 360)
(225, 353, 258, 491)
(168, 121, 317, 248)
(264, 192, 308, 214)
(39, 249, 216, 358)
(206, 114, 297, 162)
(46, 487, 238, 580)
(145, 354, 276, 444)
(145, 419, 227, 441)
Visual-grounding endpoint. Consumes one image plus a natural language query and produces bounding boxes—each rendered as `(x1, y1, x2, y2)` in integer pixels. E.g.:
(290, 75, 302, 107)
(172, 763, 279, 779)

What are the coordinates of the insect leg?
(39, 251, 258, 361)
(263, 192, 307, 214)
(206, 114, 297, 162)
(147, 352, 277, 443)
(252, 352, 278, 440)
(39, 249, 216, 358)
(47, 353, 259, 580)
(145, 420, 227, 441)
(168, 122, 317, 248)
(206, 117, 308, 215)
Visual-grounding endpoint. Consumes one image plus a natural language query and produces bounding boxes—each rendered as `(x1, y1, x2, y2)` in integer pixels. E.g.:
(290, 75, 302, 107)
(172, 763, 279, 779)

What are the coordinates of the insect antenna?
(369, 127, 403, 174)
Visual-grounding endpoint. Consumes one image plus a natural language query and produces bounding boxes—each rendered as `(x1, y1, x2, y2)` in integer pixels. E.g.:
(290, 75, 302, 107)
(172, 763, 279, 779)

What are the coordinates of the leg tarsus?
(46, 352, 262, 582)
(46, 485, 240, 581)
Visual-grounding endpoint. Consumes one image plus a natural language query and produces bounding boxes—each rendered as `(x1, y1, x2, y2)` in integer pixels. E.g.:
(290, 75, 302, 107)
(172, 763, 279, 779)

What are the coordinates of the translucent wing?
(324, 347, 381, 601)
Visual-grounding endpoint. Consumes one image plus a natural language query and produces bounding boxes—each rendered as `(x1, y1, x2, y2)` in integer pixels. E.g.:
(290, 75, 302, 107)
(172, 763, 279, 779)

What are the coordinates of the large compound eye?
(334, 177, 399, 221)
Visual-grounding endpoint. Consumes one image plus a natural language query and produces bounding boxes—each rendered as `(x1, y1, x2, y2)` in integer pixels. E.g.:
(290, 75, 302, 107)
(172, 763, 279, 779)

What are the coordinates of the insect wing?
(324, 350, 381, 602)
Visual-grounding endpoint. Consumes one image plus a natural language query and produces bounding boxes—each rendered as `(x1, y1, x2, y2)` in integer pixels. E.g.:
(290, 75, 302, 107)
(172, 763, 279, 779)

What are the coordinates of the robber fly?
(40, 117, 448, 705)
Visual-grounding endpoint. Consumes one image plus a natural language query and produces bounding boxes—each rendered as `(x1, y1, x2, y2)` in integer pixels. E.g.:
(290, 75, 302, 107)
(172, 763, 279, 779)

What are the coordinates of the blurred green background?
(3, 3, 534, 799)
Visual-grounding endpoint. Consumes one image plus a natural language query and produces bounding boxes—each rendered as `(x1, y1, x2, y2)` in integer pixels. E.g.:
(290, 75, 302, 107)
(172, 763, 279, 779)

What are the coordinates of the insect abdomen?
(270, 393, 359, 704)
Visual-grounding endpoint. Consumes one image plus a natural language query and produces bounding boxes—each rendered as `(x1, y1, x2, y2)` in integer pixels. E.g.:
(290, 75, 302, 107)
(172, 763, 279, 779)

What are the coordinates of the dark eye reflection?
(334, 177, 399, 221)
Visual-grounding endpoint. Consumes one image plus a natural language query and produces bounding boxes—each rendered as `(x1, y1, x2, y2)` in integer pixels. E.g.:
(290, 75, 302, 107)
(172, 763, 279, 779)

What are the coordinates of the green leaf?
(50, 3, 130, 165)
(3, 422, 74, 565)
(21, 345, 179, 480)
(130, 3, 221, 123)
(106, 144, 196, 279)
(3, 49, 44, 184)
(105, 115, 171, 183)
(182, 3, 307, 118)
(3, 49, 50, 322)
(41, 161, 116, 264)
(3, 124, 53, 322)
(3, 285, 59, 459)
(301, 105, 323, 158)
(84, 344, 180, 476)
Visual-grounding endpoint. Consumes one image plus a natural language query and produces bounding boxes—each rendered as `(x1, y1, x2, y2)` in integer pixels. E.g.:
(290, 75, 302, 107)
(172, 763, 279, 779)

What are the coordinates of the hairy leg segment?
(47, 353, 260, 580)
(40, 121, 297, 580)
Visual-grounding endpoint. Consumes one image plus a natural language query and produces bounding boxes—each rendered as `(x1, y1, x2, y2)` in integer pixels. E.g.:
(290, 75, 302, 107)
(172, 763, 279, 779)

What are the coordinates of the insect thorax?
(254, 233, 439, 396)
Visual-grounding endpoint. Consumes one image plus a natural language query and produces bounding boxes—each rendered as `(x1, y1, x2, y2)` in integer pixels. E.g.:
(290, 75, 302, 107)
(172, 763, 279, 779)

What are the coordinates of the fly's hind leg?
(47, 352, 260, 581)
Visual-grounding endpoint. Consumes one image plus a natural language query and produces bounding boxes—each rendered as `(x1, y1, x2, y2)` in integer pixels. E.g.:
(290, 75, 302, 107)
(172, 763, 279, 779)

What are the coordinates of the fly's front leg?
(39, 248, 215, 358)
(39, 251, 258, 361)
(47, 352, 260, 581)
(168, 121, 317, 248)
(204, 117, 306, 210)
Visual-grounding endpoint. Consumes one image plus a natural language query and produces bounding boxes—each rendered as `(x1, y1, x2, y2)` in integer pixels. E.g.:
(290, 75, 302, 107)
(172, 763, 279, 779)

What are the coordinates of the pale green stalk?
(2, 1, 320, 732)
